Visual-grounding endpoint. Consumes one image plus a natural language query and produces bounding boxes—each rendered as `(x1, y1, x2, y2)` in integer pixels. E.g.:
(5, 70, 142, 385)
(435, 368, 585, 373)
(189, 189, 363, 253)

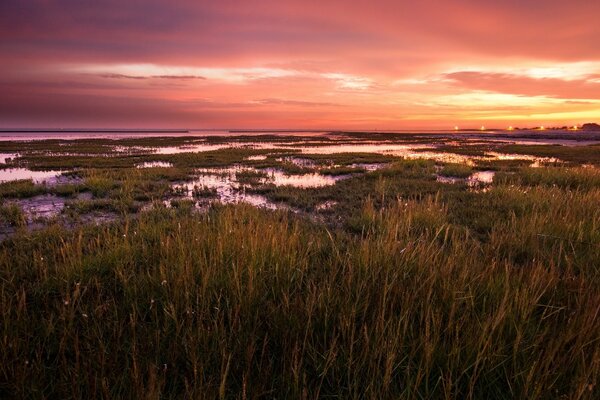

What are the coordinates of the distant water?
(0, 129, 221, 141)
(0, 128, 482, 141)
(2, 128, 595, 142)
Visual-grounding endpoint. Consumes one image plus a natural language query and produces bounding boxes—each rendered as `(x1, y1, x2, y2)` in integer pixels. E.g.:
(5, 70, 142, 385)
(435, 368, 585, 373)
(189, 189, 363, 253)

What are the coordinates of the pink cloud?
(0, 0, 599, 128)
(443, 71, 600, 99)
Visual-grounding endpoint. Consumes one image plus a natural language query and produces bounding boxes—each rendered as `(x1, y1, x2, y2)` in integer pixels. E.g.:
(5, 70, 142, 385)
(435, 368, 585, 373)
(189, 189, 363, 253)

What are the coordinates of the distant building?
(581, 123, 600, 131)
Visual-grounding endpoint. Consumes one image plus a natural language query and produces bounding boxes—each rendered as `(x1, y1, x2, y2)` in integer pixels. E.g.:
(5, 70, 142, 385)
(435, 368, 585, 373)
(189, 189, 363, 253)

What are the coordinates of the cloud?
(252, 98, 344, 107)
(1, 0, 599, 128)
(442, 71, 600, 100)
(99, 73, 206, 80)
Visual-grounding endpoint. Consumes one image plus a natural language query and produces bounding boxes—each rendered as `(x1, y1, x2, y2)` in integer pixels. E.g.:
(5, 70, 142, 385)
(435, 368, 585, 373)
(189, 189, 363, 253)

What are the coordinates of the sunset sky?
(1, 0, 599, 130)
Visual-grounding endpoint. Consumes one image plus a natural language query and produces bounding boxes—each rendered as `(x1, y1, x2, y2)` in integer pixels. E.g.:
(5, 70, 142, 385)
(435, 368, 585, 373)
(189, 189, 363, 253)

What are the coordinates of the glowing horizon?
(1, 1, 599, 129)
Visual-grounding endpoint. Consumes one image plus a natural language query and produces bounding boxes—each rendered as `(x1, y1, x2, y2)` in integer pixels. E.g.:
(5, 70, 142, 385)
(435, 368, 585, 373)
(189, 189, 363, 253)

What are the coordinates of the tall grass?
(1, 185, 599, 398)
(494, 166, 600, 190)
(0, 203, 27, 227)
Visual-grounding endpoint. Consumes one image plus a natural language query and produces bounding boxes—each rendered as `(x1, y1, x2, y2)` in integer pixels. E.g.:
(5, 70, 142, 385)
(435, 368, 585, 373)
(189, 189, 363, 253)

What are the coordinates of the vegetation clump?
(438, 163, 474, 178)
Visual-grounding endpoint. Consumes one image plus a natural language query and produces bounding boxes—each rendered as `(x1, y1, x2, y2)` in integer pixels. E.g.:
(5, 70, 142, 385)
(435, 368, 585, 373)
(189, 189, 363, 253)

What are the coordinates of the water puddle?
(437, 170, 496, 186)
(276, 157, 318, 168)
(0, 153, 17, 164)
(268, 170, 337, 188)
(170, 165, 343, 209)
(352, 163, 386, 171)
(0, 168, 68, 183)
(151, 143, 232, 154)
(469, 171, 495, 184)
(103, 138, 574, 169)
(196, 166, 339, 188)
(173, 173, 276, 209)
(245, 155, 268, 161)
(298, 143, 433, 155)
(486, 152, 560, 167)
(137, 161, 174, 168)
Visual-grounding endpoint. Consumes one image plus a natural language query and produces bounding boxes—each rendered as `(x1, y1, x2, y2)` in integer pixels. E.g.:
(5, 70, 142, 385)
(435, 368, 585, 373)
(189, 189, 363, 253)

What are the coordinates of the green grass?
(234, 169, 268, 185)
(0, 179, 85, 199)
(1, 137, 600, 398)
(0, 179, 48, 198)
(64, 198, 142, 215)
(319, 166, 366, 176)
(494, 166, 600, 190)
(474, 158, 533, 171)
(439, 163, 474, 178)
(1, 198, 599, 398)
(0, 203, 27, 227)
(191, 185, 218, 199)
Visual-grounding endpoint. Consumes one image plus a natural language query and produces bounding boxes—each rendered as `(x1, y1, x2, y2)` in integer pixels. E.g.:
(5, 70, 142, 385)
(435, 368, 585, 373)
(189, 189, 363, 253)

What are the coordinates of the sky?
(1, 0, 599, 130)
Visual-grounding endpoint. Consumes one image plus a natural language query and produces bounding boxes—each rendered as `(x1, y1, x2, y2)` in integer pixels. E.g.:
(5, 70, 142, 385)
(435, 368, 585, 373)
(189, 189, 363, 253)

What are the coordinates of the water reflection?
(469, 171, 495, 184)
(436, 170, 496, 186)
(269, 171, 336, 188)
(0, 153, 17, 163)
(137, 161, 174, 168)
(196, 166, 339, 188)
(174, 171, 276, 209)
(172, 166, 342, 209)
(245, 155, 267, 161)
(0, 168, 67, 183)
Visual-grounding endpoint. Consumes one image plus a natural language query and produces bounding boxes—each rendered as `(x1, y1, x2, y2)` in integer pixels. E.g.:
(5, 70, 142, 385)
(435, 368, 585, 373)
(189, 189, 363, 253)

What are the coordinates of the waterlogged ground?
(2, 129, 600, 398)
(0, 129, 599, 237)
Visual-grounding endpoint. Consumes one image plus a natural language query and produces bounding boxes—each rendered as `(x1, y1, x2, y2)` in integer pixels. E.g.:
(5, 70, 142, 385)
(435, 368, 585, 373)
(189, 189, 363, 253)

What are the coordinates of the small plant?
(0, 203, 27, 227)
(234, 169, 268, 185)
(191, 185, 218, 198)
(439, 163, 474, 178)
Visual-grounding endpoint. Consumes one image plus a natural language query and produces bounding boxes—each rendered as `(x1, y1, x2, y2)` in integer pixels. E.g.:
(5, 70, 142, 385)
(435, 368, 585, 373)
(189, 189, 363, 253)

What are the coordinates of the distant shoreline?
(0, 129, 191, 133)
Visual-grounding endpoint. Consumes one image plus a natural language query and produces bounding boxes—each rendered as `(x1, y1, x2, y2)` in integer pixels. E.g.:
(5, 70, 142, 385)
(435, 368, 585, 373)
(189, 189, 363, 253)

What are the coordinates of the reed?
(1, 185, 598, 398)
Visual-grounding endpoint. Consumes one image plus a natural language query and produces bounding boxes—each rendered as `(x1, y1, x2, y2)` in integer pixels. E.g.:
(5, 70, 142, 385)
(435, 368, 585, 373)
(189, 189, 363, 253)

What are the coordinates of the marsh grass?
(494, 166, 600, 190)
(192, 185, 219, 198)
(439, 163, 474, 178)
(234, 169, 269, 185)
(0, 179, 48, 198)
(253, 159, 445, 214)
(64, 198, 142, 215)
(319, 166, 366, 176)
(474, 158, 533, 171)
(0, 179, 85, 199)
(1, 196, 599, 398)
(1, 138, 600, 398)
(0, 202, 27, 227)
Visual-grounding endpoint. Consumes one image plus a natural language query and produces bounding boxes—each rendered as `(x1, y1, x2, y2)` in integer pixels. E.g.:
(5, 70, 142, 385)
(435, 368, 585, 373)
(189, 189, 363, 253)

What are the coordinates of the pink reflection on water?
(175, 172, 276, 209)
(0, 168, 66, 183)
(267, 170, 336, 188)
(436, 170, 496, 186)
(172, 166, 341, 209)
(136, 161, 174, 168)
(0, 153, 17, 163)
